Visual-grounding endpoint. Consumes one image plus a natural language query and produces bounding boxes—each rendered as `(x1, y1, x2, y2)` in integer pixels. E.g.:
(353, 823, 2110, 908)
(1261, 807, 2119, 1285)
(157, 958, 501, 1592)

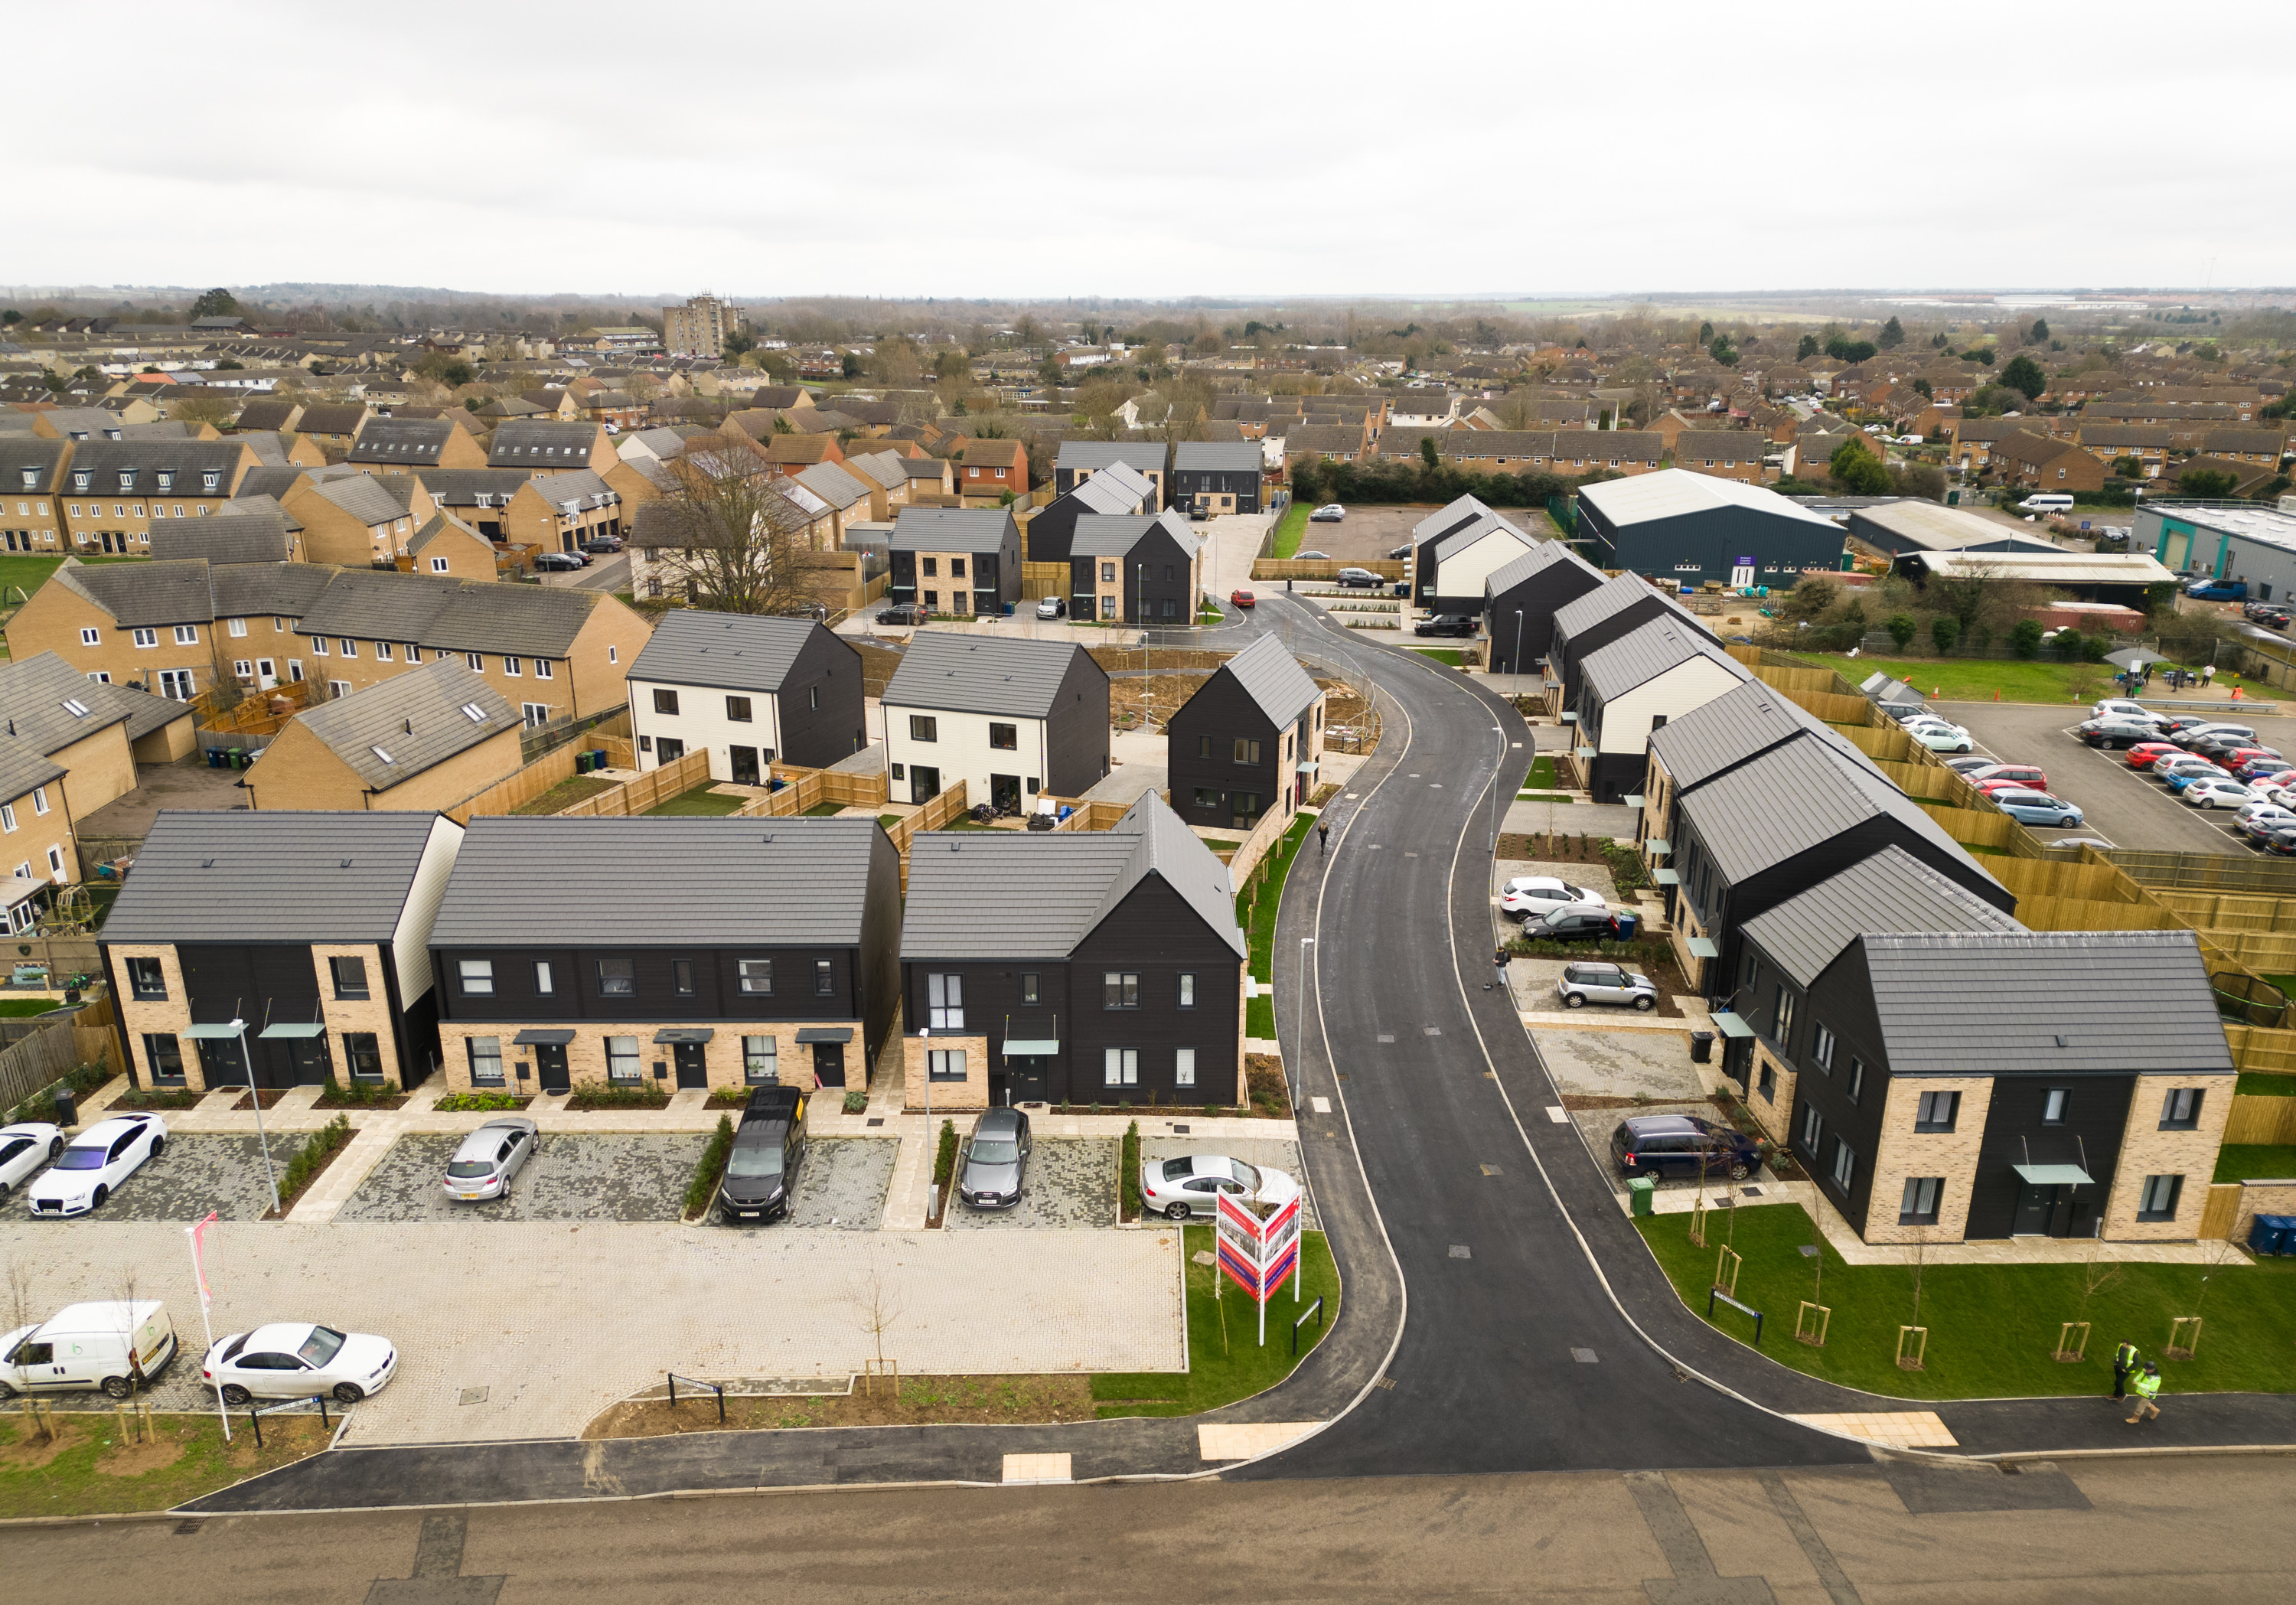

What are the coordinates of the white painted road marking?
(1545, 1105, 1568, 1124)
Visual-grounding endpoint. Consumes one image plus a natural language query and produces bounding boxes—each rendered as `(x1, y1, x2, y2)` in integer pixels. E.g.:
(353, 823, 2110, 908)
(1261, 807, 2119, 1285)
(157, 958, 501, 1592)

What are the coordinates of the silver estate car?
(442, 1117, 538, 1202)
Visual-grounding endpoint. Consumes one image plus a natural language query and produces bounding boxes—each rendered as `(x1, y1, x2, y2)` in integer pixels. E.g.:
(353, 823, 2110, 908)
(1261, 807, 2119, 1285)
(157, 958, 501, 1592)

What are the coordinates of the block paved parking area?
(334, 1133, 704, 1224)
(706, 1137, 895, 1231)
(1567, 1101, 1776, 1198)
(943, 1137, 1116, 1229)
(1142, 1136, 1319, 1229)
(0, 1221, 1186, 1444)
(18, 1133, 308, 1225)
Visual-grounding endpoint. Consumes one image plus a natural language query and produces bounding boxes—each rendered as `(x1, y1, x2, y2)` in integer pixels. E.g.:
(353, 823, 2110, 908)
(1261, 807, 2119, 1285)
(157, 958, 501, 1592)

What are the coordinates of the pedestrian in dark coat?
(2112, 1339, 2139, 1400)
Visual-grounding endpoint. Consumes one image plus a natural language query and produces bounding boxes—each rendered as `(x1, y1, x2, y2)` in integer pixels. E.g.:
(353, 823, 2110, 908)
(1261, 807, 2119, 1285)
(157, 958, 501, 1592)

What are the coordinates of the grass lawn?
(2216, 1144, 2296, 1183)
(1790, 653, 2264, 707)
(2262, 975, 2296, 1003)
(1527, 755, 1557, 788)
(1091, 1224, 1337, 1417)
(1517, 791, 1575, 803)
(0, 1411, 331, 1519)
(1270, 501, 1309, 559)
(644, 784, 748, 816)
(1411, 648, 1468, 667)
(1636, 1204, 2296, 1401)
(801, 801, 846, 816)
(0, 998, 62, 1018)
(2238, 1072, 2296, 1097)
(1240, 814, 1313, 1036)
(509, 774, 615, 816)
(877, 813, 903, 829)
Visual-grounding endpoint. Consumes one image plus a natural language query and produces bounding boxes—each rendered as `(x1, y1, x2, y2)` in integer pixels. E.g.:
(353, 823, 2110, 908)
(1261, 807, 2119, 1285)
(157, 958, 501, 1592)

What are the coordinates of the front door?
(729, 745, 760, 786)
(655, 737, 685, 765)
(1006, 1054, 1050, 1105)
(534, 1043, 569, 1094)
(812, 1042, 846, 1088)
(289, 1034, 332, 1087)
(2013, 1183, 2061, 1236)
(673, 1042, 708, 1090)
(1231, 791, 1261, 830)
(990, 773, 1021, 812)
(256, 658, 277, 689)
(910, 765, 941, 805)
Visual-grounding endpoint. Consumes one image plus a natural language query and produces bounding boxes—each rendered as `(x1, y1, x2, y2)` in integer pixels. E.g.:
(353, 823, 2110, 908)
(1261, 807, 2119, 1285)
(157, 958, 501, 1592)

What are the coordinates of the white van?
(2020, 494, 2074, 514)
(0, 1300, 178, 1399)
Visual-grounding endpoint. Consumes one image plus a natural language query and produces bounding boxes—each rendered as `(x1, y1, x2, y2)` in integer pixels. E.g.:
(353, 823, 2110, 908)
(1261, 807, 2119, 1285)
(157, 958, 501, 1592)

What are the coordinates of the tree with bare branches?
(638, 443, 820, 616)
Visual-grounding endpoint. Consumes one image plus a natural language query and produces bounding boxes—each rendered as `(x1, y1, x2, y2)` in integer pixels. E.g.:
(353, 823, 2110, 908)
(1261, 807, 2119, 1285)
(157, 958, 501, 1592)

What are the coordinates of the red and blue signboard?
(1216, 1190, 1302, 1342)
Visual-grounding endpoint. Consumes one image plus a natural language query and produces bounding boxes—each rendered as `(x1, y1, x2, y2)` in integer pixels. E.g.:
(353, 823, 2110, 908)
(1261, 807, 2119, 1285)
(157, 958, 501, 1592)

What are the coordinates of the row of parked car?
(1884, 703, 2090, 829)
(2081, 700, 2296, 850)
(0, 1295, 396, 1407)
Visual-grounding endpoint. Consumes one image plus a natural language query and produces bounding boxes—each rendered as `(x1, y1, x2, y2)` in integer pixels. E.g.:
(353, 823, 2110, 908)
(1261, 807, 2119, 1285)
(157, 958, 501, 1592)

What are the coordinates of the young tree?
(1999, 354, 2048, 403)
(644, 443, 820, 615)
(1929, 615, 1961, 655)
(2011, 617, 2044, 657)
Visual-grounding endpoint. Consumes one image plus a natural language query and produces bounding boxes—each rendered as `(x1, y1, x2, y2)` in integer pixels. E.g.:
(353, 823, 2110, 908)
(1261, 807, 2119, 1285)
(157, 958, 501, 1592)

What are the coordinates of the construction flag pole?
(186, 1211, 229, 1442)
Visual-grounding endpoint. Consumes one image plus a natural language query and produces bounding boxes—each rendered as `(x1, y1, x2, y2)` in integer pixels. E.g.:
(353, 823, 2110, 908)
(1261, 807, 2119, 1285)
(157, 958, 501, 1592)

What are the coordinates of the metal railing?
(666, 1371, 726, 1423)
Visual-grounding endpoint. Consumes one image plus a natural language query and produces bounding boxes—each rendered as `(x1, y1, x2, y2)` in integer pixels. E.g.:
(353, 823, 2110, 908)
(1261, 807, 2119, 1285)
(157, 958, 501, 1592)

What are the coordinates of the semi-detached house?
(1570, 619, 1750, 804)
(1482, 540, 1607, 675)
(886, 507, 1021, 618)
(628, 610, 867, 781)
(881, 633, 1109, 811)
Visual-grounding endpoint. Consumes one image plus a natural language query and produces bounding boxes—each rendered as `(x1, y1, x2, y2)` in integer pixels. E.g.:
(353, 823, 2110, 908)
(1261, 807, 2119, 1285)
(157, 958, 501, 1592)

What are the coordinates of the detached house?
(881, 633, 1109, 810)
(886, 506, 1021, 618)
(1482, 541, 1607, 674)
(244, 659, 523, 814)
(953, 438, 1029, 506)
(1068, 509, 1205, 624)
(102, 810, 467, 1091)
(629, 611, 866, 782)
(898, 793, 1245, 1108)
(427, 817, 902, 1096)
(1569, 619, 1750, 804)
(1167, 636, 1325, 833)
(1169, 442, 1262, 517)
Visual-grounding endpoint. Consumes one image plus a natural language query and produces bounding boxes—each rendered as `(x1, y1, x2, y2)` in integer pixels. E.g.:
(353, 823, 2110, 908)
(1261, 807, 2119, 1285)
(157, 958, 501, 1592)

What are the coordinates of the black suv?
(876, 602, 929, 626)
(1608, 1114, 1763, 1182)
(1415, 613, 1478, 638)
(719, 1085, 806, 1222)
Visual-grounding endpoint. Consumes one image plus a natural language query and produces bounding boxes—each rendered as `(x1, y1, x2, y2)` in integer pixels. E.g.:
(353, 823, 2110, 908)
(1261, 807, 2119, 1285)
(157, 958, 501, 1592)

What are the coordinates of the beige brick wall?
(110, 944, 204, 1088)
(1863, 1075, 1994, 1245)
(1668, 897, 1711, 996)
(245, 719, 520, 815)
(0, 780, 78, 889)
(2102, 1074, 2236, 1240)
(49, 726, 137, 827)
(310, 943, 414, 1084)
(902, 1032, 989, 1111)
(438, 1019, 851, 1094)
(1746, 1041, 1796, 1148)
(915, 551, 978, 615)
(2229, 1179, 2296, 1246)
(567, 597, 651, 723)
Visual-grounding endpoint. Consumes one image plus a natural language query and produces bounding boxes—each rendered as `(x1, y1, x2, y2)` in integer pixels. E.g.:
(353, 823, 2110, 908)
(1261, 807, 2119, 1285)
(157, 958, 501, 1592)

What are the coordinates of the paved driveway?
(20, 1132, 307, 1224)
(1142, 1136, 1319, 1229)
(706, 1137, 894, 1231)
(335, 1133, 704, 1223)
(941, 1137, 1116, 1229)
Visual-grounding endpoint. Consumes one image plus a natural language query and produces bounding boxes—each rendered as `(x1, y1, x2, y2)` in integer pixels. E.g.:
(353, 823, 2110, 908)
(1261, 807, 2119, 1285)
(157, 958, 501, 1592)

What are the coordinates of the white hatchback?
(0, 1123, 65, 1200)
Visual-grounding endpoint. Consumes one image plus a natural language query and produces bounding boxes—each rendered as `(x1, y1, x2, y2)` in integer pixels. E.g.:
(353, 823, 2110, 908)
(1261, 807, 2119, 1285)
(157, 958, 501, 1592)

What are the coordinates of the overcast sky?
(15, 0, 2291, 305)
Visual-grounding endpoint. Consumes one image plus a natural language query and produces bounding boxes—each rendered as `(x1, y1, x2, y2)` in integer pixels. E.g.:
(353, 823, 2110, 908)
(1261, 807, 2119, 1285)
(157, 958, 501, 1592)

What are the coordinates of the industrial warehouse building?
(1577, 470, 1846, 589)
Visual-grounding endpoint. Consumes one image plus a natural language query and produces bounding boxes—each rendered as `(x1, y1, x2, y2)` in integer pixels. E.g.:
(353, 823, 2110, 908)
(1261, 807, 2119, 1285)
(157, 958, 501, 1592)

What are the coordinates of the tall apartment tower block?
(664, 295, 746, 357)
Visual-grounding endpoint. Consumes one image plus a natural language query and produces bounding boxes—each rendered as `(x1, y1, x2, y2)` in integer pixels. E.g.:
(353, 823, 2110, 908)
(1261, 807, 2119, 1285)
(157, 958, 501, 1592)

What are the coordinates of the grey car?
(441, 1117, 538, 1202)
(958, 1108, 1031, 1210)
(1556, 961, 1658, 1011)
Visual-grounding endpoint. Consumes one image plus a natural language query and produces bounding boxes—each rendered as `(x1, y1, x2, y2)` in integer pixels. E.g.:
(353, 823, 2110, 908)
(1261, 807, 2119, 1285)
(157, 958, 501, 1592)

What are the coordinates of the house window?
(807, 686, 817, 709)
(922, 557, 938, 576)
(468, 1036, 505, 1087)
(1915, 1090, 1959, 1132)
(1232, 738, 1261, 765)
(1773, 985, 1796, 1045)
(29, 788, 45, 817)
(1104, 971, 1139, 1009)
(909, 715, 937, 742)
(458, 958, 494, 996)
(1019, 972, 1039, 1006)
(143, 1033, 185, 1085)
(929, 1049, 967, 1081)
(597, 957, 635, 997)
(990, 722, 1017, 749)
(126, 957, 167, 1000)
(338, 638, 355, 657)
(311, 637, 328, 656)
(672, 958, 695, 997)
(467, 652, 484, 671)
(44, 847, 60, 877)
(80, 628, 99, 646)
(743, 1036, 778, 1083)
(2042, 1088, 2070, 1125)
(605, 1036, 641, 1083)
(951, 558, 965, 578)
(927, 972, 963, 1028)
(608, 646, 617, 664)
(814, 959, 834, 997)
(890, 763, 905, 781)
(1812, 1024, 1835, 1072)
(1101, 563, 1117, 583)
(329, 955, 370, 1000)
(1193, 788, 1219, 809)
(533, 658, 550, 678)
(2137, 1174, 2184, 1222)
(344, 1032, 383, 1082)
(1828, 1136, 1855, 1194)
(523, 703, 551, 726)
(1899, 1176, 1943, 1226)
(1198, 736, 1212, 760)
(504, 657, 521, 677)
(1845, 1059, 1865, 1104)
(2160, 1088, 2204, 1130)
(1179, 973, 1196, 1008)
(1176, 1047, 1196, 1088)
(132, 628, 157, 648)
(726, 695, 752, 723)
(653, 688, 679, 715)
(1758, 1059, 1776, 1100)
(0, 804, 12, 833)
(430, 556, 449, 573)
(534, 961, 554, 996)
(1799, 1101, 1823, 1155)
(1104, 1048, 1139, 1086)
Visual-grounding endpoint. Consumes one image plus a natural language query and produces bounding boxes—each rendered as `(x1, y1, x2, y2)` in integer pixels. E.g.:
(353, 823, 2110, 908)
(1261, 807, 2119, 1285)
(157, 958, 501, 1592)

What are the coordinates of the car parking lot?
(19, 1133, 309, 1224)
(336, 1133, 706, 1224)
(731, 1137, 895, 1231)
(1292, 504, 1429, 564)
(941, 1137, 1117, 1230)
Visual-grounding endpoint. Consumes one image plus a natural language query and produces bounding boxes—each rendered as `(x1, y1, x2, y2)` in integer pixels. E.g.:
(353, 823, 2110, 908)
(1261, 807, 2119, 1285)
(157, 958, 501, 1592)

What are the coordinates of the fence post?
(248, 1404, 263, 1448)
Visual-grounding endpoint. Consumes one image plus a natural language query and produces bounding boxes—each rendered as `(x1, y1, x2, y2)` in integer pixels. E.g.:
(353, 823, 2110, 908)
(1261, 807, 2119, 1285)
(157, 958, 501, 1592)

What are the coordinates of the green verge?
(645, 783, 747, 816)
(683, 1114, 735, 1218)
(1270, 501, 1309, 559)
(0, 1411, 331, 1518)
(0, 998, 60, 1018)
(1789, 653, 2262, 707)
(1526, 754, 1557, 788)
(1091, 1223, 1338, 1417)
(2237, 1072, 2296, 1097)
(1240, 813, 1314, 1037)
(1636, 1203, 2296, 1400)
(1411, 648, 1467, 667)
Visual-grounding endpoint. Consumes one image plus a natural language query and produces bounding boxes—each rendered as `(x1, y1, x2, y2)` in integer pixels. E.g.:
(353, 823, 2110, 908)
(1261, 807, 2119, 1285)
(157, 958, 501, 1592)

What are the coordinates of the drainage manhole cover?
(1448, 1245, 1472, 1259)
(866, 1117, 884, 1127)
(459, 1386, 490, 1406)
(1171, 1124, 1189, 1134)
(1377, 1034, 1396, 1044)
(1572, 1348, 1600, 1365)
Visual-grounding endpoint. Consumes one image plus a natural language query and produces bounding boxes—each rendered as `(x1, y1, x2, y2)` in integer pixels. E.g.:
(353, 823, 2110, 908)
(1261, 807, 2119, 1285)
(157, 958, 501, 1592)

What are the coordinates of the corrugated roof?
(1851, 500, 2058, 553)
(890, 506, 1017, 553)
(1906, 550, 2179, 586)
(102, 810, 445, 944)
(628, 609, 839, 693)
(276, 657, 518, 791)
(1214, 634, 1322, 729)
(429, 816, 882, 948)
(1679, 737, 1994, 889)
(1739, 847, 2025, 990)
(1412, 494, 1493, 546)
(1646, 680, 1864, 791)
(1580, 618, 1748, 700)
(1553, 572, 1709, 643)
(1484, 540, 1606, 599)
(881, 631, 1094, 719)
(1433, 514, 1537, 565)
(901, 792, 1241, 961)
(1580, 468, 1842, 530)
(1861, 931, 2232, 1076)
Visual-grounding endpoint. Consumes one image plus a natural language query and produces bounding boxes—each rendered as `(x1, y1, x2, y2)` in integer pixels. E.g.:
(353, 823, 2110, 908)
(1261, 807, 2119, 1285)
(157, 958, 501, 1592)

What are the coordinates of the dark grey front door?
(289, 1035, 332, 1087)
(1006, 1054, 1049, 1104)
(991, 773, 1021, 811)
(534, 1043, 569, 1094)
(673, 1042, 708, 1090)
(910, 765, 941, 805)
(2014, 1183, 2060, 1235)
(812, 1042, 846, 1088)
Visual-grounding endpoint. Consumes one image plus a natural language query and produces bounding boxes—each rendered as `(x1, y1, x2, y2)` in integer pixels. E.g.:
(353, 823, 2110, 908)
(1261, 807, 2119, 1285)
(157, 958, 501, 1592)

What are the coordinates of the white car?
(2091, 698, 2164, 726)
(1308, 504, 1346, 522)
(0, 1123, 64, 1200)
(1499, 876, 1606, 922)
(2183, 776, 2255, 810)
(26, 1114, 166, 1217)
(1140, 1153, 1300, 1222)
(1907, 723, 1974, 754)
(201, 1322, 397, 1406)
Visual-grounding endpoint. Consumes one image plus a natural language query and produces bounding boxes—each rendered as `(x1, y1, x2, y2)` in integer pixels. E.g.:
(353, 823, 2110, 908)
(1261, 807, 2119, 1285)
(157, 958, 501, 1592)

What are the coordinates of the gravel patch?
(942, 1137, 1117, 1229)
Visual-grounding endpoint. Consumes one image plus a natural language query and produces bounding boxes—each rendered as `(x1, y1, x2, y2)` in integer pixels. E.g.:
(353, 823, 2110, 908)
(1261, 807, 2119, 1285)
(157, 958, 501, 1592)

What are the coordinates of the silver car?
(1556, 961, 1658, 1011)
(441, 1117, 538, 1202)
(958, 1108, 1031, 1210)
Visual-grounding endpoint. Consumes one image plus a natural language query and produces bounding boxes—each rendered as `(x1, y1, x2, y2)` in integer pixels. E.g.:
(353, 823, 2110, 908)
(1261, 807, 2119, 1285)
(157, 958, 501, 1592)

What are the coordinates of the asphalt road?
(26, 1454, 2296, 1602)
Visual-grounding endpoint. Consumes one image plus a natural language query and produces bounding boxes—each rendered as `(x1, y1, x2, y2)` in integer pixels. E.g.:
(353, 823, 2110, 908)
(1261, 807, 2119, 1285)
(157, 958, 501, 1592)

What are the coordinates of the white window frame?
(533, 658, 553, 680)
(227, 617, 247, 637)
(1104, 1047, 1139, 1086)
(928, 973, 964, 1029)
(79, 627, 99, 646)
(30, 787, 47, 816)
(131, 627, 157, 648)
(430, 556, 449, 573)
(173, 625, 197, 644)
(0, 803, 15, 833)
(1175, 1047, 1195, 1088)
(467, 652, 484, 671)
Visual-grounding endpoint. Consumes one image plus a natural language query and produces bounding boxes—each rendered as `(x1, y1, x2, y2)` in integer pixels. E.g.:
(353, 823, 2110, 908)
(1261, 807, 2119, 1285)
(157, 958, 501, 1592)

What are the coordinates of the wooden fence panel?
(2108, 850, 2296, 896)
(2226, 1023, 2296, 1075)
(2152, 890, 2296, 934)
(1249, 559, 1406, 582)
(0, 1024, 81, 1115)
(2225, 1094, 2296, 1146)
(2200, 1183, 2244, 1241)
(1987, 858, 2141, 905)
(559, 750, 712, 818)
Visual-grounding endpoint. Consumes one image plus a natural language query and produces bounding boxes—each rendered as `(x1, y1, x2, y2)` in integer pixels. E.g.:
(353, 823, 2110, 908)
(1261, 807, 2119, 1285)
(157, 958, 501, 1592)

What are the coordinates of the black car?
(1534, 906, 1623, 942)
(719, 1085, 806, 1222)
(1336, 567, 1381, 588)
(1414, 613, 1478, 638)
(876, 602, 929, 626)
(2269, 827, 2296, 858)
(534, 552, 585, 572)
(1607, 1114, 1763, 1182)
(579, 535, 624, 554)
(2079, 717, 2160, 749)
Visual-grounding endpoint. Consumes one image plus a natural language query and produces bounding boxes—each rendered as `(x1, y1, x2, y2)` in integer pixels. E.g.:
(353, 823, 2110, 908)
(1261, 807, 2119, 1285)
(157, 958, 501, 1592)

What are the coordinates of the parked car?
(1499, 876, 1606, 921)
(1943, 755, 1997, 775)
(2126, 742, 2184, 770)
(0, 1122, 64, 1199)
(1606, 1115, 1763, 1183)
(958, 1107, 1032, 1211)
(534, 552, 585, 573)
(201, 1322, 397, 1406)
(2158, 758, 2226, 789)
(1296, 550, 1333, 562)
(1968, 776, 2040, 796)
(2198, 743, 2281, 770)
(1388, 544, 1414, 560)
(1533, 906, 1627, 943)
(1988, 788, 2085, 827)
(2079, 718, 2160, 749)
(2158, 716, 2226, 739)
(1309, 504, 1346, 522)
(1965, 762, 2049, 791)
(1035, 596, 1066, 618)
(1414, 614, 1478, 638)
(2235, 755, 2291, 780)
(0, 1300, 178, 1401)
(440, 1117, 537, 1202)
(1556, 961, 1657, 1012)
(2091, 698, 2164, 725)
(2258, 612, 2292, 630)
(1336, 567, 1380, 588)
(1907, 723, 1975, 754)
(876, 602, 929, 626)
(1228, 589, 1255, 610)
(2173, 723, 2258, 749)
(719, 1085, 806, 1223)
(579, 535, 624, 554)
(2268, 827, 2296, 857)
(2183, 776, 2257, 810)
(2239, 808, 2296, 843)
(26, 1114, 165, 1216)
(2186, 579, 2249, 601)
(1140, 1153, 1300, 1222)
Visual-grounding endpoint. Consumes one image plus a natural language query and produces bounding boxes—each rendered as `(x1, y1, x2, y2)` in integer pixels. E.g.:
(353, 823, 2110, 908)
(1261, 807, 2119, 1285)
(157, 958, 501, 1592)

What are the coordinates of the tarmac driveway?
(335, 1133, 704, 1224)
(19, 1132, 308, 1224)
(941, 1136, 1117, 1229)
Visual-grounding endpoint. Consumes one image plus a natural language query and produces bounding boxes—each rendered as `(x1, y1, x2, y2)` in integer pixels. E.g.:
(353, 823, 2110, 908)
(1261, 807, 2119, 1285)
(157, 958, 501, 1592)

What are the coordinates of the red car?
(1967, 775, 2034, 794)
(1965, 762, 2049, 791)
(1229, 589, 1256, 609)
(2127, 743, 2182, 769)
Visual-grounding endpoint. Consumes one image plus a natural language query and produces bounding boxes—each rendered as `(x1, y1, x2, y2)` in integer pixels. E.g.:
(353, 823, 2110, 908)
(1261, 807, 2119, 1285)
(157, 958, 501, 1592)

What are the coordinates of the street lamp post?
(1294, 936, 1316, 1104)
(1489, 725, 1505, 851)
(1512, 609, 1525, 696)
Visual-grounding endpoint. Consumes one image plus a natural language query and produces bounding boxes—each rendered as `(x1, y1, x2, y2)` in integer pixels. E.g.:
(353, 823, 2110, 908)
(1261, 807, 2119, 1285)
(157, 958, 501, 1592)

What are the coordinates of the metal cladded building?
(2141, 502, 2296, 602)
(1482, 540, 1607, 674)
(1577, 469, 1844, 588)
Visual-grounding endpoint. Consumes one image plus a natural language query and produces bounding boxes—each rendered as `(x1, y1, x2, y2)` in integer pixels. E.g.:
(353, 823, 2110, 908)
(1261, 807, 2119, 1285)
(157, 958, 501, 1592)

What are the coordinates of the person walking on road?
(1319, 820, 1329, 854)
(1488, 946, 1508, 993)
(2126, 1360, 2163, 1424)
(2112, 1339, 2140, 1400)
